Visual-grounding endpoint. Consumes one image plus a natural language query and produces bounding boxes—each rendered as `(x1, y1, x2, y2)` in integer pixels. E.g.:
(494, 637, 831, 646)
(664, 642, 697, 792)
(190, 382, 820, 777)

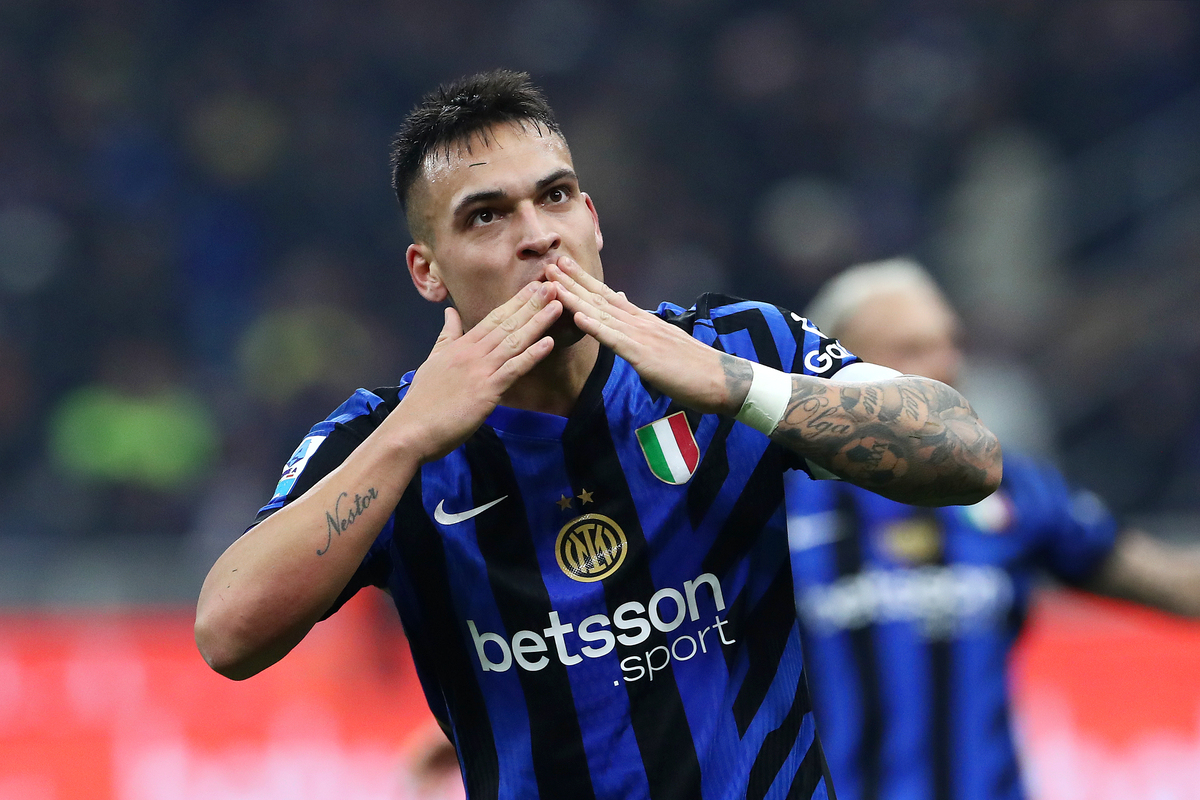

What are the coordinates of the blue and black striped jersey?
(785, 453, 1119, 800)
(257, 294, 859, 800)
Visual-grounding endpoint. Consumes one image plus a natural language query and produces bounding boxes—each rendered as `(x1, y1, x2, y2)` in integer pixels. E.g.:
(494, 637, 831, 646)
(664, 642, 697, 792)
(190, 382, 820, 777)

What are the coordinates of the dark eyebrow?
(452, 168, 579, 221)
(536, 168, 577, 191)
(453, 189, 506, 220)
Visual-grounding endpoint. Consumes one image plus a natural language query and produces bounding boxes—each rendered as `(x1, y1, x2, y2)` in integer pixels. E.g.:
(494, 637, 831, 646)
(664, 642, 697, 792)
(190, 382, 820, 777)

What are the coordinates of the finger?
(493, 334, 556, 388)
(430, 306, 464, 353)
(546, 258, 594, 299)
(551, 280, 617, 330)
(571, 307, 634, 352)
(549, 281, 628, 343)
(549, 260, 643, 323)
(485, 298, 564, 364)
(555, 279, 658, 363)
(466, 280, 544, 342)
(478, 282, 558, 350)
(552, 256, 627, 309)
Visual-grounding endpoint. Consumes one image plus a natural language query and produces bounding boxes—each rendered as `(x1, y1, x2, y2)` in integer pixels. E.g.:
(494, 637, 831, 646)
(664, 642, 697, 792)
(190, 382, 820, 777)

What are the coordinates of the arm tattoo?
(719, 353, 754, 409)
(318, 487, 380, 555)
(774, 376, 1001, 506)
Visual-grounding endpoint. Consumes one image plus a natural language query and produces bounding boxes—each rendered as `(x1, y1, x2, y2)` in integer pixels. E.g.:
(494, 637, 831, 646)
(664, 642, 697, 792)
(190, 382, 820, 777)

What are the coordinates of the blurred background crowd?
(2, 0, 1199, 607)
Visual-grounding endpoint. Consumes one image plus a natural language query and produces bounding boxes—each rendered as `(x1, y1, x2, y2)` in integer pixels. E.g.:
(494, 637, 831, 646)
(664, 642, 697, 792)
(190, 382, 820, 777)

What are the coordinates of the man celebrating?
(195, 71, 1001, 800)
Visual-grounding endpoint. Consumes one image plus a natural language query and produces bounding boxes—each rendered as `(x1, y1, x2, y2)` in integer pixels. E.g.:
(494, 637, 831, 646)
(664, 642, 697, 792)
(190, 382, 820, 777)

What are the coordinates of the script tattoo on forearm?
(775, 376, 1001, 505)
(318, 487, 379, 555)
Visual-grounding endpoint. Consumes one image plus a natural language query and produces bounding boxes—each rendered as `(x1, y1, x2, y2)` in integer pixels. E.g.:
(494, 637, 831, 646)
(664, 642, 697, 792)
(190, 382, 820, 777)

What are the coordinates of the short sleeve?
(1005, 454, 1120, 585)
(253, 387, 396, 520)
(656, 293, 860, 377)
(250, 383, 409, 619)
(657, 294, 860, 478)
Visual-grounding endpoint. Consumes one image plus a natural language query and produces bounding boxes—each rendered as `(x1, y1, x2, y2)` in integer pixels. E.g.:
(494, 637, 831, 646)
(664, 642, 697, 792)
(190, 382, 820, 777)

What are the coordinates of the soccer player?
(786, 257, 1200, 800)
(194, 71, 1002, 800)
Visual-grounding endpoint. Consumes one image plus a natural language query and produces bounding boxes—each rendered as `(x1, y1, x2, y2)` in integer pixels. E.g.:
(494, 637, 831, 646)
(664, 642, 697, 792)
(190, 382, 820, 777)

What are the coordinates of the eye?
(470, 209, 496, 226)
(546, 186, 570, 204)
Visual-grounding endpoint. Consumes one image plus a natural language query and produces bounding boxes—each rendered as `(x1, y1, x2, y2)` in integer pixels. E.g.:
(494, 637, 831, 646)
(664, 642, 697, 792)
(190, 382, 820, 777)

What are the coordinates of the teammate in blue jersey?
(785, 258, 1200, 800)
(194, 71, 1003, 800)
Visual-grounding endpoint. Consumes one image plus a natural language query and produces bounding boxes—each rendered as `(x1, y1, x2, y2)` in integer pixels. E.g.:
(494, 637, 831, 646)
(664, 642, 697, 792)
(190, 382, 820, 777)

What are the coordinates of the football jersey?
(255, 294, 859, 800)
(785, 453, 1119, 800)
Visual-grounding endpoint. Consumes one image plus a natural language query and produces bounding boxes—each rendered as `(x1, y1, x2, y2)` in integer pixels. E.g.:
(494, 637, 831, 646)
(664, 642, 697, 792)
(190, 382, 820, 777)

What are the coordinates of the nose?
(514, 203, 561, 259)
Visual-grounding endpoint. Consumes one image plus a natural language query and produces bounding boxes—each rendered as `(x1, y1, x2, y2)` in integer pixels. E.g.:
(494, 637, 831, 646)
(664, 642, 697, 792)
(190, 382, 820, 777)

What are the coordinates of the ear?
(407, 243, 448, 303)
(584, 193, 603, 252)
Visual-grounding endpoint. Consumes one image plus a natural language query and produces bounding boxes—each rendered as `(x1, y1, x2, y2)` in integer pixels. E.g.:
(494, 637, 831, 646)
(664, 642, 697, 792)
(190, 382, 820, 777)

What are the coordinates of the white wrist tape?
(832, 361, 903, 381)
(734, 361, 792, 435)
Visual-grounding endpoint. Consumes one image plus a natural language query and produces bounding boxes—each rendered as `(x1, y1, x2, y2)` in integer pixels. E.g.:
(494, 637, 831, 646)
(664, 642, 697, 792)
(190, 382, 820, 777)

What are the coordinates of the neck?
(500, 335, 600, 417)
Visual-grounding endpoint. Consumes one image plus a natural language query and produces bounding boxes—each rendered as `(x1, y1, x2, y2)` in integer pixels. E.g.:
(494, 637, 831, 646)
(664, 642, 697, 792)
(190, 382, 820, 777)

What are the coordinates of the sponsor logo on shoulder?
(271, 434, 326, 500)
(804, 341, 853, 376)
(792, 312, 827, 337)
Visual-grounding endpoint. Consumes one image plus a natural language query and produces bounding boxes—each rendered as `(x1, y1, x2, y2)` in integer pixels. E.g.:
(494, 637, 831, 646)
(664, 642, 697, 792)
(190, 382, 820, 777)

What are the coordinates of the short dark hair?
(389, 69, 563, 218)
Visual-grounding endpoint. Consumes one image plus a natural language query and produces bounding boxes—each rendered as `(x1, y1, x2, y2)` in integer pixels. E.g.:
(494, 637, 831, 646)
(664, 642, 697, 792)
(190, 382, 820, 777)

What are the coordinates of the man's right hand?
(395, 280, 563, 463)
(195, 281, 562, 680)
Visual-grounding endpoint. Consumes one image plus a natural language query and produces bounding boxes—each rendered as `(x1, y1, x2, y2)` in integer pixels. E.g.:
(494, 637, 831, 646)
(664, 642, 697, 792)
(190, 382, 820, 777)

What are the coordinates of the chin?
(548, 315, 586, 348)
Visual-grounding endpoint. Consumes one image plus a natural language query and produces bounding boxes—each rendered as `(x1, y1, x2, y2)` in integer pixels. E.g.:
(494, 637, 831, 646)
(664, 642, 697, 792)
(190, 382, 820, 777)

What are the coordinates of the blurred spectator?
(47, 335, 219, 536)
(235, 247, 404, 438)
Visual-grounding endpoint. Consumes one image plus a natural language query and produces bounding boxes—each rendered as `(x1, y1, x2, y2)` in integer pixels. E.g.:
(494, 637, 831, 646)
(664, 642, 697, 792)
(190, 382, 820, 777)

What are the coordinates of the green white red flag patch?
(635, 412, 700, 485)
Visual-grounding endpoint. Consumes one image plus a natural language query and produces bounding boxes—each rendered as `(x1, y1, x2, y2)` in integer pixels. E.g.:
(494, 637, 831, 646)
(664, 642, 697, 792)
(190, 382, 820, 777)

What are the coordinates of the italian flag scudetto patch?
(635, 411, 700, 485)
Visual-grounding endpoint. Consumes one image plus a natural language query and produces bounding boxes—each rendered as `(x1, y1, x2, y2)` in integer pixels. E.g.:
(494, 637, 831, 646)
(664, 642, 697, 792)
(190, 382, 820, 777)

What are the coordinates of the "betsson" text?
(468, 572, 737, 683)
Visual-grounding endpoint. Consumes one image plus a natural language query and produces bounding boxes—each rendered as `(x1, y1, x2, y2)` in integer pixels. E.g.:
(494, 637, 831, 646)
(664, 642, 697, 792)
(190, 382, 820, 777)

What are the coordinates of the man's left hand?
(547, 256, 751, 416)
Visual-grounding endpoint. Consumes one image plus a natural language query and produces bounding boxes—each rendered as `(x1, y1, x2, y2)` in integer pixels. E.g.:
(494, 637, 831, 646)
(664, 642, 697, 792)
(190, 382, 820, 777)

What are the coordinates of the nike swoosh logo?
(433, 495, 509, 525)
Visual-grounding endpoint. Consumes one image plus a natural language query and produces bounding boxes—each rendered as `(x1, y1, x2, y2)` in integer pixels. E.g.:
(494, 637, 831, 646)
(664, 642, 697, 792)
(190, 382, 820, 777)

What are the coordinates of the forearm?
(768, 372, 1002, 506)
(195, 433, 421, 680)
(545, 264, 1000, 504)
(1087, 530, 1200, 618)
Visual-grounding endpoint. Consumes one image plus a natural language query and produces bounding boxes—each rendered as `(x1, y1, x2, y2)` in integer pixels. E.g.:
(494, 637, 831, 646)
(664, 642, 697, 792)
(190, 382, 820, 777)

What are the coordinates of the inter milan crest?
(635, 411, 699, 485)
(555, 514, 628, 582)
(883, 517, 942, 564)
